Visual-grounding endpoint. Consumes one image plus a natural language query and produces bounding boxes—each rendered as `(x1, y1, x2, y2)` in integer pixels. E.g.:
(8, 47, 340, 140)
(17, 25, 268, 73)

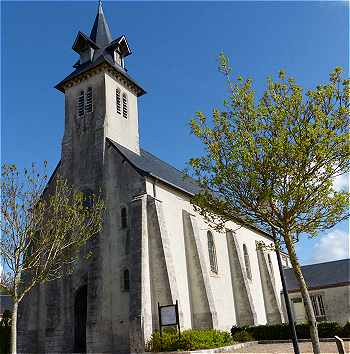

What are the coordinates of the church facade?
(18, 3, 286, 353)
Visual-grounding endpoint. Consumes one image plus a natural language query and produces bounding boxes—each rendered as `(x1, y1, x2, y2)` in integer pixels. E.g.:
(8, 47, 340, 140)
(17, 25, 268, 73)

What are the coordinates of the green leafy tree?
(188, 54, 349, 354)
(0, 163, 105, 354)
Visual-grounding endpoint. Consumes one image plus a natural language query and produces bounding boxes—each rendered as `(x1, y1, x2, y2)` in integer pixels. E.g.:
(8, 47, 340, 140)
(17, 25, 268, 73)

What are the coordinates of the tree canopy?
(189, 54, 349, 243)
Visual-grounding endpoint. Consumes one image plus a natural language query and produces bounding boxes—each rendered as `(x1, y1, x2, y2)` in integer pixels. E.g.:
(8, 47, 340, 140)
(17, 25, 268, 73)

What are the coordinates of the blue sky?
(1, 1, 349, 265)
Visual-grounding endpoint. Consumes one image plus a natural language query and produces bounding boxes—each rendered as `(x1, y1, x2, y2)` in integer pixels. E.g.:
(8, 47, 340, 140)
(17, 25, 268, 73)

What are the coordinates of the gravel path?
(220, 341, 349, 353)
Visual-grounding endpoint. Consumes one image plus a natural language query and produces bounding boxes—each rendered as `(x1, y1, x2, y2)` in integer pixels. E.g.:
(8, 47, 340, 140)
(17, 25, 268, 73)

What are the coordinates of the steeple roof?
(89, 1, 112, 47)
(55, 1, 145, 96)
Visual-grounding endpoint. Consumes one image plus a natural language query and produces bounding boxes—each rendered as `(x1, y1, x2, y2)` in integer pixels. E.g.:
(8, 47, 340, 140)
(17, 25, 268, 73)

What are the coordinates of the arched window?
(116, 88, 121, 114)
(243, 244, 252, 280)
(77, 91, 85, 117)
(207, 231, 218, 274)
(123, 269, 130, 291)
(74, 285, 87, 352)
(268, 253, 275, 282)
(85, 87, 93, 113)
(121, 206, 127, 229)
(82, 189, 93, 208)
(122, 93, 128, 119)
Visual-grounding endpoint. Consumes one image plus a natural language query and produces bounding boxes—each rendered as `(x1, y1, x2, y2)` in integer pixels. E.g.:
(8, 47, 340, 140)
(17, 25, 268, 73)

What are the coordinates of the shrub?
(146, 328, 232, 352)
(342, 322, 350, 338)
(230, 321, 344, 342)
(246, 324, 290, 340)
(231, 330, 254, 342)
(317, 322, 342, 338)
(295, 323, 310, 339)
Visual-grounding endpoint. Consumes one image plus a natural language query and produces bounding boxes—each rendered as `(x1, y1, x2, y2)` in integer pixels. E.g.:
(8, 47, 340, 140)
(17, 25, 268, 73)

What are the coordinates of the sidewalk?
(220, 341, 349, 353)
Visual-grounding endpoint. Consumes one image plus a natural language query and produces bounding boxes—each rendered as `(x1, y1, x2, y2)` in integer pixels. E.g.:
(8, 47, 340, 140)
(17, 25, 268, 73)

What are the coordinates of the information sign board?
(160, 305, 177, 326)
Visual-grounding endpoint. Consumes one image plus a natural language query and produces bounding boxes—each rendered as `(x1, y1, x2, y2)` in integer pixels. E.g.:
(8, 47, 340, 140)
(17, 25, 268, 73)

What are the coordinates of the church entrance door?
(74, 285, 87, 353)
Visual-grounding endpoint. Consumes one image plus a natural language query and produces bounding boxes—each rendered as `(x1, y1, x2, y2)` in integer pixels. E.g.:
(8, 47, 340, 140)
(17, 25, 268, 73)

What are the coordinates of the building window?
(268, 253, 275, 283)
(207, 231, 218, 274)
(311, 295, 327, 321)
(77, 91, 85, 117)
(82, 189, 93, 208)
(121, 206, 127, 229)
(85, 87, 93, 113)
(123, 269, 130, 291)
(114, 51, 122, 66)
(116, 88, 121, 114)
(122, 93, 128, 118)
(243, 244, 252, 280)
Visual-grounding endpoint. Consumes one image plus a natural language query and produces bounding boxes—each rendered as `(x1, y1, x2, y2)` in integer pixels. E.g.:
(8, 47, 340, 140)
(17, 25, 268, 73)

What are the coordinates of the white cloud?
(310, 229, 350, 264)
(333, 173, 349, 191)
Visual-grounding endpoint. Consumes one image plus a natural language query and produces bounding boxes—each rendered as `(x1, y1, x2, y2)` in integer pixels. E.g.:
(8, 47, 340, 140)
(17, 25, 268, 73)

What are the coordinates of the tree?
(188, 54, 349, 354)
(0, 163, 105, 354)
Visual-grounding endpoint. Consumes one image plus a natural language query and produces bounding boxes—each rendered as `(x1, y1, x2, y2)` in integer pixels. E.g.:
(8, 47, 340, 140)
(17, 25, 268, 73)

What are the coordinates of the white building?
(283, 259, 350, 325)
(18, 3, 286, 353)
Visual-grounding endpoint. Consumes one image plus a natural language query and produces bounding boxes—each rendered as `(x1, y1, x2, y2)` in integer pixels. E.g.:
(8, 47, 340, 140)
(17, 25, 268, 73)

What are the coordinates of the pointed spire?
(89, 0, 112, 47)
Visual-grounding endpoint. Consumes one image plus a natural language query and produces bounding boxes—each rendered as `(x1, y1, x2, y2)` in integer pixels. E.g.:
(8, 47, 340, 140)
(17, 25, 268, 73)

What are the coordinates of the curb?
(134, 341, 258, 354)
(257, 337, 350, 344)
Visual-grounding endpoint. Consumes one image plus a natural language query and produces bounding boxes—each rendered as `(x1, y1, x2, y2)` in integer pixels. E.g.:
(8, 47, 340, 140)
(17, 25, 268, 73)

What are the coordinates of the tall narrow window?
(310, 295, 327, 321)
(82, 189, 93, 208)
(243, 244, 252, 280)
(116, 88, 121, 114)
(207, 231, 218, 274)
(77, 91, 85, 117)
(121, 206, 127, 229)
(122, 93, 128, 118)
(85, 87, 93, 113)
(268, 253, 275, 283)
(123, 269, 130, 291)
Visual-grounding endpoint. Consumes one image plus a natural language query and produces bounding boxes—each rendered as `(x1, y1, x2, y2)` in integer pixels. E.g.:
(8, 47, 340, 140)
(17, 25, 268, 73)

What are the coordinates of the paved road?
(220, 341, 349, 353)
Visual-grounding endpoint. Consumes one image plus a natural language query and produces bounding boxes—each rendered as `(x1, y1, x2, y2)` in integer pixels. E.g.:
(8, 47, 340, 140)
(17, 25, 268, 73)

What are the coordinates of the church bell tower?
(55, 1, 145, 185)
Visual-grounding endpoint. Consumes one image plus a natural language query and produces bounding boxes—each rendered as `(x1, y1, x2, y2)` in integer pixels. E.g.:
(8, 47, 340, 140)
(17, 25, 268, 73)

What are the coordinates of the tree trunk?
(11, 301, 18, 354)
(284, 232, 321, 354)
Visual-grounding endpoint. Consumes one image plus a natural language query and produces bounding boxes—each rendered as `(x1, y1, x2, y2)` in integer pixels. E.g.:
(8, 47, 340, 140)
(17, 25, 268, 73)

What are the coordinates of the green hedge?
(231, 321, 345, 342)
(342, 322, 350, 337)
(146, 328, 232, 352)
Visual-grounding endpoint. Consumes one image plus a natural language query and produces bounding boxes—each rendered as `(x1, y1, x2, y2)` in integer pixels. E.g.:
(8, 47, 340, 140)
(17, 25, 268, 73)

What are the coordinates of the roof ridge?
(300, 258, 350, 268)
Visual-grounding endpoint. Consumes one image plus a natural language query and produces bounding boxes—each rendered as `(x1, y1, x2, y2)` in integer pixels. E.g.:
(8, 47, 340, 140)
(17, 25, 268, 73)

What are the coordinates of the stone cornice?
(61, 63, 143, 96)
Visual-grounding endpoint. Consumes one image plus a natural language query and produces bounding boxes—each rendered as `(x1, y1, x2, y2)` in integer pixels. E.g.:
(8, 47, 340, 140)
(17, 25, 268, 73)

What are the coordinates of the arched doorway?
(74, 285, 87, 353)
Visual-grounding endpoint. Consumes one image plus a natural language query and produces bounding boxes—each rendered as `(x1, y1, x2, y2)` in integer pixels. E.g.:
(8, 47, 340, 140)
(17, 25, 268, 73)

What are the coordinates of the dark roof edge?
(106, 139, 150, 177)
(107, 138, 274, 242)
(47, 161, 61, 186)
(286, 281, 350, 293)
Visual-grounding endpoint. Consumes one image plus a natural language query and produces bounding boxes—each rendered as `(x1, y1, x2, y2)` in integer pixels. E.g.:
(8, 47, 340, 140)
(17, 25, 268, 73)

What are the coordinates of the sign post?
(158, 301, 180, 351)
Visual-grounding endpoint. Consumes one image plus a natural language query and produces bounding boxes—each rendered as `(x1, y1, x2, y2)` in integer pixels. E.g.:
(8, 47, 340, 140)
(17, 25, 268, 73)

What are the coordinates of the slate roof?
(284, 258, 350, 291)
(108, 139, 201, 195)
(108, 139, 276, 240)
(89, 1, 112, 47)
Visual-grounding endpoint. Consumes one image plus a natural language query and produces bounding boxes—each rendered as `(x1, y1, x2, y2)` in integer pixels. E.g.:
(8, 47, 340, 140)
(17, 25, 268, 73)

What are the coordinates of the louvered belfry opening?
(122, 93, 128, 118)
(77, 91, 85, 117)
(74, 285, 87, 353)
(86, 87, 93, 113)
(116, 88, 121, 114)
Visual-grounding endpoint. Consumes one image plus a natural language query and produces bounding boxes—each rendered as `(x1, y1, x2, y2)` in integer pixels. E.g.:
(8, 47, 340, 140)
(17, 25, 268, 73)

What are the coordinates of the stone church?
(18, 3, 287, 353)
